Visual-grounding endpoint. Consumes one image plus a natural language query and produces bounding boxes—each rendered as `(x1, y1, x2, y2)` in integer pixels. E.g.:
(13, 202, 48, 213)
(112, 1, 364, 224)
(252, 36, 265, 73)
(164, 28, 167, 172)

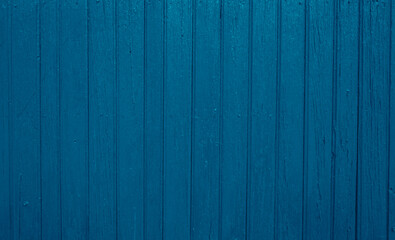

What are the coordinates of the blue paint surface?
(1, 0, 394, 239)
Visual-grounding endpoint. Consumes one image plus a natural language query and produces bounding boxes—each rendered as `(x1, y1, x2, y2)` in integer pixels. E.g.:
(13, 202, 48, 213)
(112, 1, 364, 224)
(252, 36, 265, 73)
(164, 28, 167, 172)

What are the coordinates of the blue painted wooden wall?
(1, 0, 394, 239)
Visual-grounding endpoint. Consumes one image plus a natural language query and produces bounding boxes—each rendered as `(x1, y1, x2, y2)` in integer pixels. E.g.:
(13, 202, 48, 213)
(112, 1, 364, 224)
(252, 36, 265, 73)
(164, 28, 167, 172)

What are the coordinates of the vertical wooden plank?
(0, 1, 10, 239)
(40, 0, 61, 239)
(145, 0, 164, 239)
(390, 0, 395, 238)
(249, 0, 277, 238)
(221, 0, 249, 239)
(10, 0, 41, 239)
(60, 0, 89, 239)
(332, 0, 359, 239)
(276, 0, 305, 239)
(304, 1, 334, 239)
(88, 0, 116, 238)
(358, 0, 391, 239)
(117, 0, 144, 238)
(163, 0, 192, 238)
(191, 0, 220, 239)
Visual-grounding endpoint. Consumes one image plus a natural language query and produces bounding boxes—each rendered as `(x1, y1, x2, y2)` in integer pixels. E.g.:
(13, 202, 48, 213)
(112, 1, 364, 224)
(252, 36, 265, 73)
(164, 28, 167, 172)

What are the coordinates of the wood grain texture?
(60, 1, 89, 239)
(276, 0, 305, 239)
(249, 0, 277, 238)
(10, 0, 41, 239)
(191, 0, 221, 239)
(1, 0, 393, 239)
(88, 0, 117, 238)
(358, 1, 391, 240)
(163, 0, 193, 238)
(304, 0, 334, 239)
(333, 1, 359, 239)
(117, 0, 144, 239)
(40, 0, 61, 238)
(145, 0, 165, 239)
(221, 0, 249, 239)
(0, 1, 10, 239)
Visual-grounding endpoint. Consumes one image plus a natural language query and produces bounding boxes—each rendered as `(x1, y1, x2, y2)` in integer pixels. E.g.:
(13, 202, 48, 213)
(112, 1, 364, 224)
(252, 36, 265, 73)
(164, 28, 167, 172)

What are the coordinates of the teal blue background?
(1, 0, 394, 239)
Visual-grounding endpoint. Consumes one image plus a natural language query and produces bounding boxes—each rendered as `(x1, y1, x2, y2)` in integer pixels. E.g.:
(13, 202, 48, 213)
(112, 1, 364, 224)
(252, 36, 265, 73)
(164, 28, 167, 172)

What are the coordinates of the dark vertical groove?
(245, 0, 253, 239)
(274, 0, 281, 239)
(302, 0, 310, 239)
(57, 0, 62, 237)
(86, 0, 90, 238)
(38, 0, 42, 238)
(8, 0, 13, 238)
(330, 1, 339, 239)
(162, 0, 166, 238)
(387, 1, 392, 239)
(114, 0, 118, 238)
(190, 0, 196, 238)
(143, 0, 147, 239)
(218, 0, 224, 238)
(355, 0, 363, 238)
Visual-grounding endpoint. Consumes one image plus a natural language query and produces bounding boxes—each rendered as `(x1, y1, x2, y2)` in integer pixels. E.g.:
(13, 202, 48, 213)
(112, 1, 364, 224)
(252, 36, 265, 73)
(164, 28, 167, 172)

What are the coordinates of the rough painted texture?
(358, 1, 391, 240)
(0, 0, 393, 239)
(60, 1, 89, 239)
(0, 1, 10, 239)
(10, 1, 41, 239)
(333, 0, 359, 239)
(277, 1, 305, 239)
